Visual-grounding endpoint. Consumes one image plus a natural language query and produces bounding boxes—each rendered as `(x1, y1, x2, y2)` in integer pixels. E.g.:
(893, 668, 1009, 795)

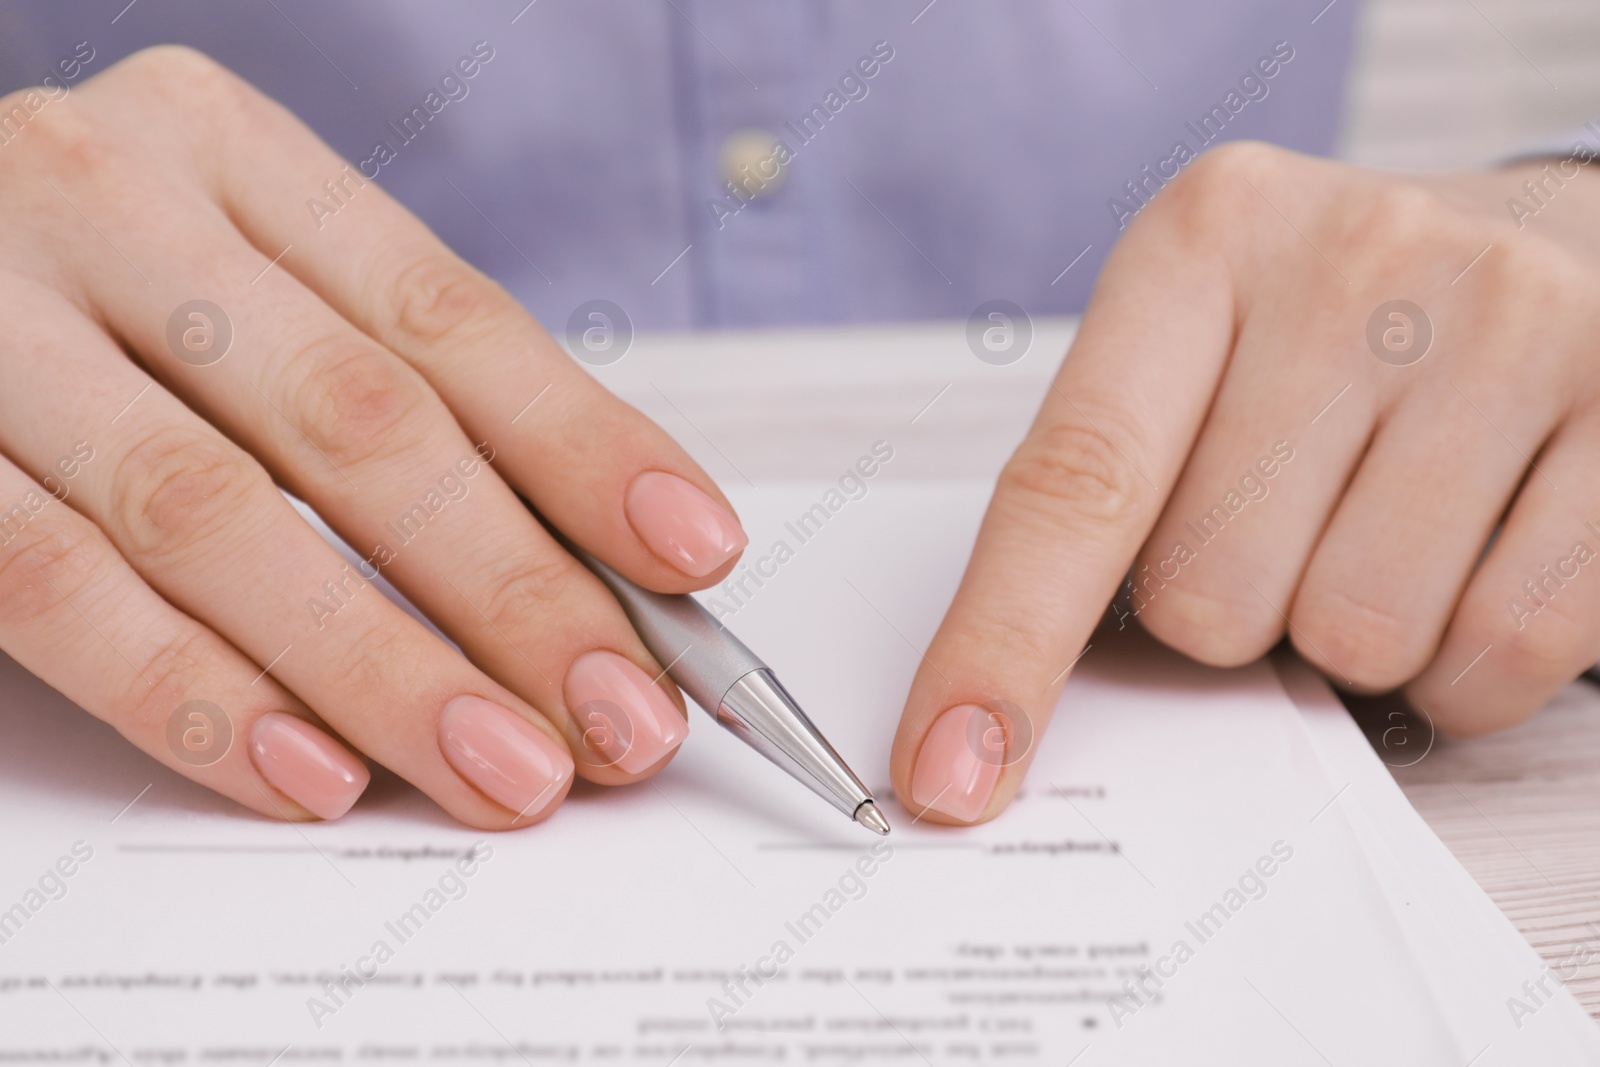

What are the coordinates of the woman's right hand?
(0, 46, 748, 827)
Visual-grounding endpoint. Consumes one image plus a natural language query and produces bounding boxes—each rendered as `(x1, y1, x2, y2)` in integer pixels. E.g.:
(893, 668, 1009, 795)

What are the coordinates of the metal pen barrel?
(525, 501, 887, 833)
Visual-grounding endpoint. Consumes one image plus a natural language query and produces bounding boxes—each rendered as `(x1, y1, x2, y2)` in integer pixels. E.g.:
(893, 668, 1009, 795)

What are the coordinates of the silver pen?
(534, 507, 889, 836)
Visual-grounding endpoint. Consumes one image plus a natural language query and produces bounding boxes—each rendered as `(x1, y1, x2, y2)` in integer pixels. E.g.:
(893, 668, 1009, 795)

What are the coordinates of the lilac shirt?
(0, 1, 1357, 329)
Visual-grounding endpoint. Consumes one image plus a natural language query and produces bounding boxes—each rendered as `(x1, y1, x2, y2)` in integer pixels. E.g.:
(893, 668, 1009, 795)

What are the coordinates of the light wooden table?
(595, 318, 1600, 1020)
(1361, 687, 1600, 1018)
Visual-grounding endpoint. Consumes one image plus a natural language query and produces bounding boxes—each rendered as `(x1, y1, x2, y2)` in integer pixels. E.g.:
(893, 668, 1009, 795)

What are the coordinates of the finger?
(141, 237, 691, 787)
(41, 162, 690, 785)
(1131, 304, 1372, 667)
(89, 48, 746, 588)
(0, 442, 368, 821)
(1292, 374, 1561, 690)
(1408, 411, 1600, 734)
(0, 298, 575, 829)
(888, 154, 1255, 824)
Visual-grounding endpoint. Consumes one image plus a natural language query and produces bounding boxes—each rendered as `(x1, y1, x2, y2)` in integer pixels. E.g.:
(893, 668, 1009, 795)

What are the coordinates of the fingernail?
(249, 712, 370, 820)
(438, 695, 575, 818)
(625, 471, 747, 577)
(911, 704, 1002, 823)
(563, 649, 688, 774)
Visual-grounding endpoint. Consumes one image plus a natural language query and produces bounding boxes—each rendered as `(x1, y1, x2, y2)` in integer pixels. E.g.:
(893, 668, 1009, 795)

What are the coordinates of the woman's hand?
(0, 47, 748, 827)
(892, 140, 1600, 824)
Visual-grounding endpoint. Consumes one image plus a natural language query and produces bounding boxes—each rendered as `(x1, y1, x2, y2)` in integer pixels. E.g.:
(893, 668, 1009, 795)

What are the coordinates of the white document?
(0, 482, 1593, 1063)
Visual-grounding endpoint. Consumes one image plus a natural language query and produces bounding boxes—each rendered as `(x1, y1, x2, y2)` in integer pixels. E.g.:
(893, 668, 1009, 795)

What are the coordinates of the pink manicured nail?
(249, 712, 370, 821)
(564, 650, 688, 774)
(911, 704, 1003, 823)
(625, 471, 747, 577)
(438, 695, 574, 817)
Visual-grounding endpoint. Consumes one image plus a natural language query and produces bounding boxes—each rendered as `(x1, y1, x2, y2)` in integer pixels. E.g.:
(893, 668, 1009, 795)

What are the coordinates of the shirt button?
(718, 128, 786, 199)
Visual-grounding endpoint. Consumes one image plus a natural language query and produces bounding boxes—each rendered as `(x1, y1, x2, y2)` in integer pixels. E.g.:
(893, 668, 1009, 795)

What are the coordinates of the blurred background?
(1343, 0, 1600, 167)
(1, 0, 1597, 331)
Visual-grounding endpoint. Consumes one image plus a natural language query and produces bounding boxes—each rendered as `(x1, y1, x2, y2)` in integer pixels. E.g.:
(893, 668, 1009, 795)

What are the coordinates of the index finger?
(888, 184, 1239, 824)
(102, 48, 746, 592)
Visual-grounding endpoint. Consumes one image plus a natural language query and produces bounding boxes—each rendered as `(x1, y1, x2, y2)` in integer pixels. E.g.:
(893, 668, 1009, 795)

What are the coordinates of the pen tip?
(855, 801, 891, 836)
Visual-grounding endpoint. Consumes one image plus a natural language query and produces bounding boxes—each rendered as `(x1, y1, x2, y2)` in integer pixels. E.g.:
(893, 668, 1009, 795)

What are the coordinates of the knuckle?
(1483, 238, 1550, 293)
(1497, 606, 1588, 684)
(1136, 579, 1280, 668)
(111, 45, 238, 103)
(1158, 140, 1284, 231)
(0, 515, 109, 625)
(124, 630, 217, 735)
(97, 47, 252, 172)
(1350, 183, 1445, 261)
(1, 46, 242, 179)
(1486, 237, 1597, 327)
(1002, 624, 1059, 673)
(1291, 587, 1424, 689)
(0, 86, 113, 174)
(387, 249, 514, 349)
(950, 597, 1060, 671)
(998, 419, 1141, 526)
(478, 552, 578, 635)
(112, 426, 270, 562)
(286, 337, 436, 469)
(1182, 140, 1284, 193)
(332, 620, 424, 699)
(1370, 182, 1439, 230)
